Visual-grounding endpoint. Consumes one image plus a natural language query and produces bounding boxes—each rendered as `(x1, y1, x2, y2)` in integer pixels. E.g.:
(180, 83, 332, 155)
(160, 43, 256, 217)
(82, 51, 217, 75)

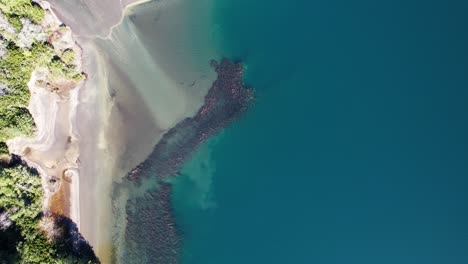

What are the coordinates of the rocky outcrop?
(0, 11, 16, 41)
(0, 83, 6, 96)
(17, 17, 48, 49)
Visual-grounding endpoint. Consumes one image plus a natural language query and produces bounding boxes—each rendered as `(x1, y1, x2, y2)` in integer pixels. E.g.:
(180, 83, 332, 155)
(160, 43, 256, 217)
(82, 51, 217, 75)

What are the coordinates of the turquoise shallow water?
(173, 0, 468, 263)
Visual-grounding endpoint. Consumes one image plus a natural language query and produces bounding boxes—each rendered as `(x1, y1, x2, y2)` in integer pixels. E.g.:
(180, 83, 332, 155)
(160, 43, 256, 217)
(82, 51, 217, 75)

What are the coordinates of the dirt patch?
(49, 172, 71, 217)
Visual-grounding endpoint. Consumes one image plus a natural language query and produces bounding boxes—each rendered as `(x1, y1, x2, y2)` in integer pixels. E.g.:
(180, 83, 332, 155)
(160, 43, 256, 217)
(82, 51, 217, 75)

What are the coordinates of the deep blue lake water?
(173, 0, 468, 263)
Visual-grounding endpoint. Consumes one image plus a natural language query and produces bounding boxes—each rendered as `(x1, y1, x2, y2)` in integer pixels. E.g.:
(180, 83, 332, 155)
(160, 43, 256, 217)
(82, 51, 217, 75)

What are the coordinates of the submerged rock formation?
(117, 59, 253, 263)
(129, 59, 253, 181)
(124, 183, 179, 263)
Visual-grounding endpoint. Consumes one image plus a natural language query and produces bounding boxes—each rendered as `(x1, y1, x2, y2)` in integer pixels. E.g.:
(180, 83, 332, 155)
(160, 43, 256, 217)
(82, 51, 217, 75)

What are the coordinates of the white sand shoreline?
(32, 0, 220, 262)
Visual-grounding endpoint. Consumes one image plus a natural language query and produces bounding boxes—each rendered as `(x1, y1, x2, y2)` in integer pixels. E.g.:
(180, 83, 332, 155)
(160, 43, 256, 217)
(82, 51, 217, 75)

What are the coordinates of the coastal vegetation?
(0, 0, 44, 26)
(0, 142, 7, 155)
(0, 5, 83, 144)
(0, 1, 95, 262)
(48, 57, 84, 82)
(0, 158, 98, 263)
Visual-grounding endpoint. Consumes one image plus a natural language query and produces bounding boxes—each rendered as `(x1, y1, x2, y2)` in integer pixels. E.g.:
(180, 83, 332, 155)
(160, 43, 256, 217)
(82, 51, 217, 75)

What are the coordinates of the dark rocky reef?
(120, 59, 253, 263)
(129, 58, 253, 181)
(123, 183, 179, 263)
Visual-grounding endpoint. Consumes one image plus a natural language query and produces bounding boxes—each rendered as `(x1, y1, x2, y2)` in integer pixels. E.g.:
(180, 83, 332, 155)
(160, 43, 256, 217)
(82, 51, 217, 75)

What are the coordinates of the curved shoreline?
(33, 0, 221, 262)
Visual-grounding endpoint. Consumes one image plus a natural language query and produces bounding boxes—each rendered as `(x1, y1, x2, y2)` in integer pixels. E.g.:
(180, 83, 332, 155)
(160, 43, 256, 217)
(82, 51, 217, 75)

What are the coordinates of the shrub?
(48, 57, 84, 82)
(0, 141, 8, 155)
(0, 0, 45, 24)
(61, 49, 75, 65)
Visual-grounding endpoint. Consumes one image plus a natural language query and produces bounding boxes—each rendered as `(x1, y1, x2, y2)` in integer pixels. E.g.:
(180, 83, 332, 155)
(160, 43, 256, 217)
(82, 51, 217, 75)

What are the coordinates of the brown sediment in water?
(118, 58, 253, 263)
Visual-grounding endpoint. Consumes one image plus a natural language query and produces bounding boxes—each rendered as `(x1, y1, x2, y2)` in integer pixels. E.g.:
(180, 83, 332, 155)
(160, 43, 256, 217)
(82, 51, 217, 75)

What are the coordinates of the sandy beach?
(31, 0, 219, 262)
